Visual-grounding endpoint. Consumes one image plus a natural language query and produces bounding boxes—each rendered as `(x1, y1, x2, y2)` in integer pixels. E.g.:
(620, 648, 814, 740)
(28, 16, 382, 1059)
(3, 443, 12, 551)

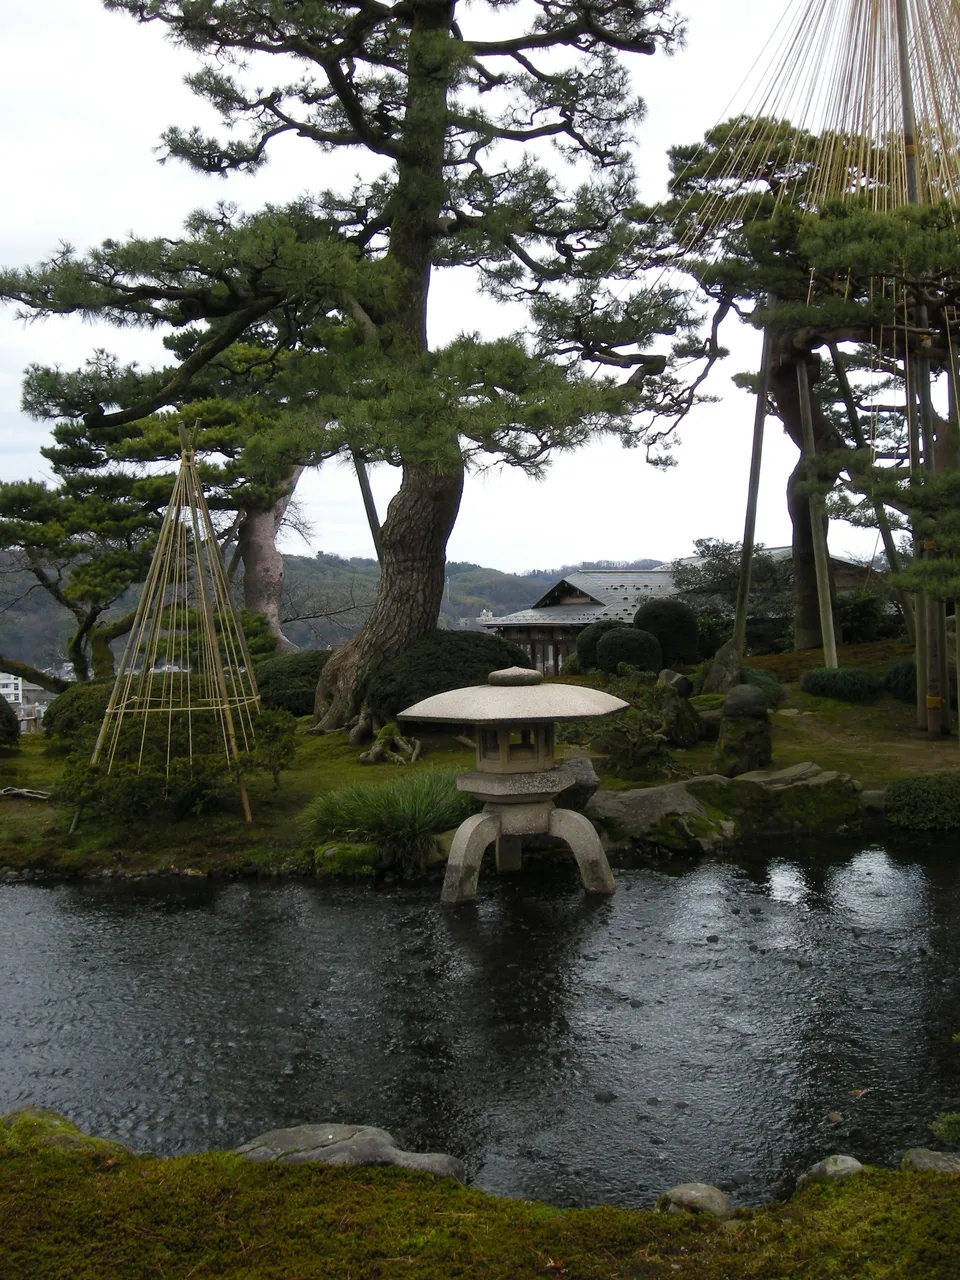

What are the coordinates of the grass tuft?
(299, 768, 478, 875)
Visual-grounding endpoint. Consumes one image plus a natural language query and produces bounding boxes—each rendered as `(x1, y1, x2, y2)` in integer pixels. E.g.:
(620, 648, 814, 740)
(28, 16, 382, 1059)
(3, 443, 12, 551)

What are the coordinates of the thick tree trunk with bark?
(237, 468, 304, 654)
(315, 464, 464, 728)
(314, 1, 461, 731)
(769, 355, 844, 650)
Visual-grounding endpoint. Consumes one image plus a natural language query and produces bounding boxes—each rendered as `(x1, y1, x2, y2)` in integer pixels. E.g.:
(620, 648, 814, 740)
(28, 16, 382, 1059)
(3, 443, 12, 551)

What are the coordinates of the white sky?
(0, 0, 882, 574)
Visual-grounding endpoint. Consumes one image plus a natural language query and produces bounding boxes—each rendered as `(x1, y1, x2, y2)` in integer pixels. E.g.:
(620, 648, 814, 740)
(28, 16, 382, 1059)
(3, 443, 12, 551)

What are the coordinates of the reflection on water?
(1, 840, 959, 1208)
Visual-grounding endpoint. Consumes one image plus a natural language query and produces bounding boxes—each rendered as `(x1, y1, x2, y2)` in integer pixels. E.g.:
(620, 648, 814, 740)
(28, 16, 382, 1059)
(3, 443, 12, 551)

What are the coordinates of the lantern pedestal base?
(440, 785, 615, 906)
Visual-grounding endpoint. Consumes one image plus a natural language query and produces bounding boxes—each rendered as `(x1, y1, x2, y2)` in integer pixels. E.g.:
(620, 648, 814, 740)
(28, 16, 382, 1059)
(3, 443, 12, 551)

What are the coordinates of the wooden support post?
(732, 325, 772, 657)
(796, 358, 838, 668)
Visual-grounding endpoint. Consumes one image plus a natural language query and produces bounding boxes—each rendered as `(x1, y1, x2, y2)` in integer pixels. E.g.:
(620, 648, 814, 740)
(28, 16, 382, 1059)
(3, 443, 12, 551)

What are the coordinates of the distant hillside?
(0, 552, 663, 668)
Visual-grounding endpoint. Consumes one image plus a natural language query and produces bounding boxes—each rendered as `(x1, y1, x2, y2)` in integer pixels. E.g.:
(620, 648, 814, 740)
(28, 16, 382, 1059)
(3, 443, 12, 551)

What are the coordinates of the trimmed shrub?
(800, 667, 881, 702)
(300, 768, 478, 875)
(596, 627, 662, 676)
(255, 649, 331, 717)
(559, 651, 582, 676)
(43, 681, 113, 753)
(366, 630, 531, 724)
(883, 659, 958, 708)
(575, 619, 626, 671)
(633, 598, 700, 665)
(835, 591, 885, 645)
(886, 773, 960, 831)
(739, 666, 784, 708)
(58, 705, 298, 823)
(0, 693, 20, 748)
(695, 613, 731, 660)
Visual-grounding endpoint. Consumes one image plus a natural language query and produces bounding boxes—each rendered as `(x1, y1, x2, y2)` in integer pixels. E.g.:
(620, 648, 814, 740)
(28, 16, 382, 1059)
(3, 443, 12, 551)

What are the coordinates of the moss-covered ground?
(670, 641, 960, 790)
(2, 1127, 959, 1280)
(0, 727, 473, 877)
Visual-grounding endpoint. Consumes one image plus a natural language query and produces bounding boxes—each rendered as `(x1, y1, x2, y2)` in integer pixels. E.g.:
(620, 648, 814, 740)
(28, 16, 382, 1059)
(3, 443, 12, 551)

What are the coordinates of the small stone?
(629, 999, 643, 1008)
(798, 959, 814, 969)
(658, 1182, 733, 1220)
(646, 1096, 661, 1106)
(650, 1135, 667, 1145)
(901, 1148, 960, 1173)
(777, 707, 802, 716)
(827, 1112, 844, 1125)
(796, 1154, 863, 1191)
(595, 1089, 616, 1104)
(706, 934, 720, 943)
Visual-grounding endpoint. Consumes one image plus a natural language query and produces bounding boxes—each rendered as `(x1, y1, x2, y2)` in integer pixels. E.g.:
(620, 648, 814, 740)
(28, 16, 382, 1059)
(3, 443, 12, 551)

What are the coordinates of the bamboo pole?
(732, 323, 773, 657)
(796, 358, 838, 668)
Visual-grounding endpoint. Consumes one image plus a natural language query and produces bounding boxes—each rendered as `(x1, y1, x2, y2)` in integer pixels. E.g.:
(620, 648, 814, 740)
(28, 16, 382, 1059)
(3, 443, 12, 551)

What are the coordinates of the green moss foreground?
(2, 1111, 960, 1279)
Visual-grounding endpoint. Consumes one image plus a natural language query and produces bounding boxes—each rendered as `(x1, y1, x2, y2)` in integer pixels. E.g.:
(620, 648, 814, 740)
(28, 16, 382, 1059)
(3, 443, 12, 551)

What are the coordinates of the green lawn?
(0, 727, 474, 877)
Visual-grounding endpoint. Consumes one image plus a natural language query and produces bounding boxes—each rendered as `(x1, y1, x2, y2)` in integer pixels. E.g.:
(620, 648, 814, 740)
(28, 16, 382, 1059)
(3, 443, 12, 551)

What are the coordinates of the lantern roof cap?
(398, 667, 629, 725)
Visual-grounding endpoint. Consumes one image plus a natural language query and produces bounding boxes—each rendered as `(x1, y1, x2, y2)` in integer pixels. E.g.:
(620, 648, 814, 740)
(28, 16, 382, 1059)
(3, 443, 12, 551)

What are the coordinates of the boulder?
(658, 1182, 733, 1220)
(702, 640, 741, 695)
(712, 716, 772, 778)
(901, 1147, 960, 1173)
(587, 781, 735, 855)
(696, 708, 723, 741)
(556, 756, 600, 812)
(236, 1122, 464, 1180)
(722, 683, 769, 720)
(658, 669, 694, 699)
(795, 1154, 863, 1191)
(688, 765, 860, 834)
(859, 789, 886, 814)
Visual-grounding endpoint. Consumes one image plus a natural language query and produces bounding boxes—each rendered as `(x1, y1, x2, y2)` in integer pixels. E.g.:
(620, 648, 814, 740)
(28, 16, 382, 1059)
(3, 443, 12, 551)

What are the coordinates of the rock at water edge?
(795, 1154, 863, 1191)
(235, 1122, 464, 1180)
(901, 1148, 960, 1173)
(658, 1182, 733, 1220)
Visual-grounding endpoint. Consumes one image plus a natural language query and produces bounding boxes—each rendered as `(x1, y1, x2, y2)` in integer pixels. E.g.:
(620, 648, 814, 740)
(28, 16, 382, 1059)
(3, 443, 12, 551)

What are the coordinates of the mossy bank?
(2, 1109, 959, 1279)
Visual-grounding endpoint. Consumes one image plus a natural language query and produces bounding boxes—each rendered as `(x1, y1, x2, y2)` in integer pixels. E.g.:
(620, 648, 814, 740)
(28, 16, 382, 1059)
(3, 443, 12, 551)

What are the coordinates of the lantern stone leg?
(441, 813, 501, 905)
(549, 807, 616, 895)
(399, 666, 628, 906)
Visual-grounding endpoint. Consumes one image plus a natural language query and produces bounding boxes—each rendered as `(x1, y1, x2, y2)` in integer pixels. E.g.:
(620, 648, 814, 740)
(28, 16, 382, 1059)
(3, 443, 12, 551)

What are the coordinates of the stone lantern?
(399, 667, 628, 905)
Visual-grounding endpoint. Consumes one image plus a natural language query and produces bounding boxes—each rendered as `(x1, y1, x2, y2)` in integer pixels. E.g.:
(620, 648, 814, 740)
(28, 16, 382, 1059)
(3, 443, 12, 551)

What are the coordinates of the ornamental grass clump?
(886, 774, 960, 831)
(300, 769, 478, 876)
(800, 667, 881, 702)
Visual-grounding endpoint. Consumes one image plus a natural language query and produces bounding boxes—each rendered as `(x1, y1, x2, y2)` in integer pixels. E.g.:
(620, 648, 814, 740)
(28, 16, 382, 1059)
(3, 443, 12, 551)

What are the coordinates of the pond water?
(2, 842, 960, 1209)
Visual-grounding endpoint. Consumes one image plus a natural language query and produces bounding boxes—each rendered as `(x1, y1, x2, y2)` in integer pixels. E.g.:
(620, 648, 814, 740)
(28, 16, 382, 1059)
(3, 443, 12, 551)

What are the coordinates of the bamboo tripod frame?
(87, 432, 260, 823)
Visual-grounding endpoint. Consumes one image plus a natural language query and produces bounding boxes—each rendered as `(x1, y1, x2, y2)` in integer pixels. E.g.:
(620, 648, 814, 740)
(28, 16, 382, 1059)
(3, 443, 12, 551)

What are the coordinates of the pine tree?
(2, 1, 695, 730)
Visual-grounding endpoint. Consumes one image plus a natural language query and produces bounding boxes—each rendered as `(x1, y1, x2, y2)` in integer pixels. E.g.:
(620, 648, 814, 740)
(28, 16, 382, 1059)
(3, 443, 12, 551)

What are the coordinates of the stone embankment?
(586, 761, 865, 856)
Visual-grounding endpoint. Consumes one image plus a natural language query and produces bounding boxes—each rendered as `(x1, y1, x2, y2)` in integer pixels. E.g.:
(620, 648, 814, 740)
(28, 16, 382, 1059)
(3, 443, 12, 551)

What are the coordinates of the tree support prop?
(796, 359, 838, 668)
(733, 324, 772, 657)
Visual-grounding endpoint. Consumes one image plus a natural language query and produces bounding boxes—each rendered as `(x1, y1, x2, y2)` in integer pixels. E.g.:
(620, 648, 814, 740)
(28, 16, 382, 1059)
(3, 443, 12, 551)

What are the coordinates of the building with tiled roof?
(481, 549, 873, 674)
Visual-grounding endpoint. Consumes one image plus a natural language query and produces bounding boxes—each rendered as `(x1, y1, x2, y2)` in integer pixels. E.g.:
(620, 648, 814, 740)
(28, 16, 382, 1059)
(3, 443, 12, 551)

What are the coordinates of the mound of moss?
(3, 1109, 960, 1280)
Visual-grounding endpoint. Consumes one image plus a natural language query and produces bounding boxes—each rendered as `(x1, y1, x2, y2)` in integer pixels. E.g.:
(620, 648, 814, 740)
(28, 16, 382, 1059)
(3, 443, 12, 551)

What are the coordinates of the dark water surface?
(2, 842, 960, 1208)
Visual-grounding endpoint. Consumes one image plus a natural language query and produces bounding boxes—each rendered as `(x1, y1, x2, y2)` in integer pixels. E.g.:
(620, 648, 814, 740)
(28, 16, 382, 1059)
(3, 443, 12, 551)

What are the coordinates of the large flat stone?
(587, 781, 734, 855)
(901, 1147, 960, 1173)
(235, 1123, 464, 1180)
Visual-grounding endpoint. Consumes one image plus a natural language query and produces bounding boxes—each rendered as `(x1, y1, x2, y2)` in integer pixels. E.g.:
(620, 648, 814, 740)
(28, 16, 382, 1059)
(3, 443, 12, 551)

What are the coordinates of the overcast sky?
(0, 0, 880, 575)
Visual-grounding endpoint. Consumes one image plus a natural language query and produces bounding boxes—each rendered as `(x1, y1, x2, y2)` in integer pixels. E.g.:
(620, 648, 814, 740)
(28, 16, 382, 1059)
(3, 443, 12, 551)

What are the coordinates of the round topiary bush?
(883, 659, 958, 708)
(255, 648, 331, 717)
(596, 627, 662, 676)
(366, 630, 532, 724)
(800, 667, 881, 702)
(633, 598, 700, 666)
(0, 693, 20, 748)
(575, 619, 626, 672)
(43, 681, 113, 754)
(886, 774, 960, 831)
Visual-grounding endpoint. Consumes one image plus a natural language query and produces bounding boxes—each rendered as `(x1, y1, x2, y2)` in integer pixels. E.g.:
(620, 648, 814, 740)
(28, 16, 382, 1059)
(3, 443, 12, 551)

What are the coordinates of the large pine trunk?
(314, 0, 461, 731)
(315, 463, 464, 728)
(769, 356, 844, 650)
(237, 468, 304, 654)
